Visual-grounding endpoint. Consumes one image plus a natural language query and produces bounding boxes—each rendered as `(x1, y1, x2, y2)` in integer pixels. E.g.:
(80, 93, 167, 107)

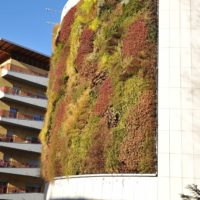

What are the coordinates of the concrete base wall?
(47, 175, 157, 200)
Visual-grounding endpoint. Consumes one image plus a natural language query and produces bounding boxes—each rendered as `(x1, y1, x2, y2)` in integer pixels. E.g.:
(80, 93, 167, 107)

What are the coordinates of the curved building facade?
(46, 0, 200, 199)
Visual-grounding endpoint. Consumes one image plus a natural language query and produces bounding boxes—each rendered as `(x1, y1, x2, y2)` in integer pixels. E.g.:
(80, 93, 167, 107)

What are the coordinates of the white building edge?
(60, 0, 81, 22)
(46, 0, 200, 199)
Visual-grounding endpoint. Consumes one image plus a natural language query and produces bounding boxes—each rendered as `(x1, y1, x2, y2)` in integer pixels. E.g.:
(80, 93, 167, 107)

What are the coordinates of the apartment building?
(0, 39, 49, 200)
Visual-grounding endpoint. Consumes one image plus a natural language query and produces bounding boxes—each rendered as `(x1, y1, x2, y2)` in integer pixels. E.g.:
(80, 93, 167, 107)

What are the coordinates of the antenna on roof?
(45, 8, 61, 13)
(45, 6, 61, 25)
(46, 21, 57, 25)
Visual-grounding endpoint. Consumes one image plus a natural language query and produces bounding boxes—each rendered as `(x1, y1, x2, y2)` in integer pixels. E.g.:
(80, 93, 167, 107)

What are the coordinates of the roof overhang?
(0, 38, 50, 71)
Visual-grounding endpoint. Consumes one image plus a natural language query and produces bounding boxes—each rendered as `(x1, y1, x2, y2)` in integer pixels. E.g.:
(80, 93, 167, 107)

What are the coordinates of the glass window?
(9, 108, 17, 118)
(33, 114, 43, 121)
(13, 86, 20, 95)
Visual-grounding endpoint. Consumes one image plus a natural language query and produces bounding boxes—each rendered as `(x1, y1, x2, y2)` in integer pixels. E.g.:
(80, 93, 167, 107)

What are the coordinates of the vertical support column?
(191, 0, 200, 188)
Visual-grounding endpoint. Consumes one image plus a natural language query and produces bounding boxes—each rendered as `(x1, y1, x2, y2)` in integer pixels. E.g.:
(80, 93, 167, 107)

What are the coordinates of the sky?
(0, 0, 67, 56)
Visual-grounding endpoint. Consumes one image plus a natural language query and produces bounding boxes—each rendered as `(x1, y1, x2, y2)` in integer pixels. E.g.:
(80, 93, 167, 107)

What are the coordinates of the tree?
(181, 184, 200, 200)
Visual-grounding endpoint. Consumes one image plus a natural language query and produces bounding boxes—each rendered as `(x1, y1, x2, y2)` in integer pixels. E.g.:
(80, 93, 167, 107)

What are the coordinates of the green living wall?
(40, 0, 158, 180)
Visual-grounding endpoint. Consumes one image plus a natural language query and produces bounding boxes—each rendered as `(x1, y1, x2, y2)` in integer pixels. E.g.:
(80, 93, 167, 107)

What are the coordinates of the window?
(33, 114, 43, 121)
(7, 130, 14, 136)
(0, 182, 7, 194)
(13, 86, 20, 95)
(37, 93, 47, 99)
(6, 130, 14, 142)
(9, 108, 17, 118)
(26, 185, 41, 193)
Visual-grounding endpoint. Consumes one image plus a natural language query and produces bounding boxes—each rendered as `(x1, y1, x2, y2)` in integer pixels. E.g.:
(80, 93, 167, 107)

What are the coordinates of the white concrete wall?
(46, 0, 200, 199)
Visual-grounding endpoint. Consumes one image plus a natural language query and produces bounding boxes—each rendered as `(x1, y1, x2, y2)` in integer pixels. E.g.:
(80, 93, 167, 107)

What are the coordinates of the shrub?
(122, 19, 148, 57)
(105, 75, 148, 172)
(57, 6, 77, 44)
(119, 90, 157, 173)
(89, 17, 100, 31)
(76, 28, 95, 74)
(82, 117, 110, 173)
(93, 77, 113, 116)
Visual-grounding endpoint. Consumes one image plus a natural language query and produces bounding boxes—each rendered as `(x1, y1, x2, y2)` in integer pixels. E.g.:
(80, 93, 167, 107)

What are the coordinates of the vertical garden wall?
(40, 0, 158, 180)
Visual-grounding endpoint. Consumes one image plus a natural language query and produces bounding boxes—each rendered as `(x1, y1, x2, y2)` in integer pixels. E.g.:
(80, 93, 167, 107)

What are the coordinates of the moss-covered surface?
(40, 0, 158, 180)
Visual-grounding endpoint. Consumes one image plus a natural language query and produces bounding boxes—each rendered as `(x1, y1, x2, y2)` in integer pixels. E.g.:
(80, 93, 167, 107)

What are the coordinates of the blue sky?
(0, 0, 67, 56)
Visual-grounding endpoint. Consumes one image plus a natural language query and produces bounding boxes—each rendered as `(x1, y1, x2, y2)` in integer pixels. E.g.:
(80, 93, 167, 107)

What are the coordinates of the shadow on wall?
(189, 2, 200, 132)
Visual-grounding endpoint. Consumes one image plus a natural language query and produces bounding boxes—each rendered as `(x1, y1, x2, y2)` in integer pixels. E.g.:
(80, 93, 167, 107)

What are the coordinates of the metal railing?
(0, 185, 42, 194)
(0, 63, 48, 78)
(0, 109, 44, 121)
(0, 86, 47, 99)
(0, 135, 40, 144)
(0, 186, 7, 194)
(0, 159, 39, 168)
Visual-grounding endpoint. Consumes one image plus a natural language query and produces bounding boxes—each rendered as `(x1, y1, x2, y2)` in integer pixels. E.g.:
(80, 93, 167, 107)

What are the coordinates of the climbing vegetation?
(40, 0, 158, 180)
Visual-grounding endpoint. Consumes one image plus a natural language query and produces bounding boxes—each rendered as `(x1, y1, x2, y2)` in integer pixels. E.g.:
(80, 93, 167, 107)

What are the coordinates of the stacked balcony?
(0, 134, 41, 153)
(0, 39, 49, 200)
(0, 64, 45, 184)
(0, 156, 40, 178)
(0, 86, 47, 109)
(0, 182, 43, 200)
(0, 63, 49, 87)
(0, 184, 42, 193)
(0, 159, 39, 168)
(0, 134, 40, 144)
(0, 109, 44, 130)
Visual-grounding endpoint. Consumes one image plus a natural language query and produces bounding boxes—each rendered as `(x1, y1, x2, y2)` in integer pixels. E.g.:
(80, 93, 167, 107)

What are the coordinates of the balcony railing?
(0, 186, 41, 194)
(0, 110, 44, 121)
(0, 159, 39, 168)
(0, 135, 40, 144)
(0, 186, 7, 194)
(0, 63, 48, 78)
(0, 86, 47, 99)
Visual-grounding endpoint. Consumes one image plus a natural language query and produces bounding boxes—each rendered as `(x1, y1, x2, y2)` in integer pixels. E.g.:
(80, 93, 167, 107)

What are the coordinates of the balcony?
(0, 110, 43, 130)
(0, 193, 44, 200)
(0, 185, 42, 193)
(0, 86, 47, 109)
(0, 64, 48, 88)
(0, 134, 40, 144)
(0, 142, 41, 153)
(0, 135, 41, 153)
(0, 160, 40, 177)
(0, 159, 39, 168)
(0, 185, 43, 200)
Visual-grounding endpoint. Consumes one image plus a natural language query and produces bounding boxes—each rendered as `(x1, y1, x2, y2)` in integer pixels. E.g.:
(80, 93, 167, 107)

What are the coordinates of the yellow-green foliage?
(80, 0, 97, 15)
(52, 24, 60, 50)
(89, 17, 100, 31)
(41, 0, 157, 180)
(66, 18, 81, 79)
(40, 44, 64, 144)
(105, 76, 148, 171)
